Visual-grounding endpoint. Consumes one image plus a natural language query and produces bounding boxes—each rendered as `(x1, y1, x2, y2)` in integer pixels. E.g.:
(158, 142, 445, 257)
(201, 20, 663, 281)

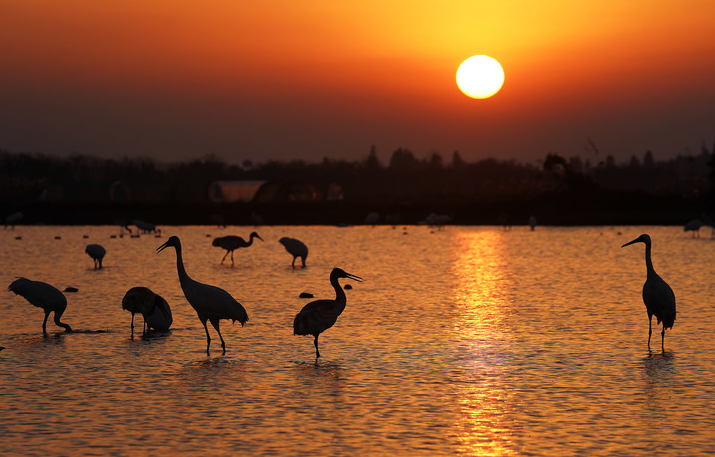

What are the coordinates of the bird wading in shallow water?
(212, 232, 263, 267)
(8, 277, 73, 334)
(279, 237, 308, 268)
(293, 268, 362, 358)
(622, 234, 676, 350)
(85, 244, 106, 269)
(158, 236, 248, 354)
(121, 286, 173, 335)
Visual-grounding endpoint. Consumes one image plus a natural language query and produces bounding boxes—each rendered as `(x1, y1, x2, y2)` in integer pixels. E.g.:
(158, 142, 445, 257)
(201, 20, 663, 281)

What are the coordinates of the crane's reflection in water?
(451, 231, 519, 455)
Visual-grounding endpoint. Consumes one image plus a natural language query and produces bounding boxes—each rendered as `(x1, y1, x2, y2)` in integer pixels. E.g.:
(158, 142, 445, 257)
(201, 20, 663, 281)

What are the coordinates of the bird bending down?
(293, 268, 362, 358)
(212, 232, 263, 267)
(622, 234, 676, 350)
(279, 237, 308, 268)
(8, 277, 73, 334)
(122, 286, 173, 335)
(85, 244, 106, 269)
(158, 236, 248, 354)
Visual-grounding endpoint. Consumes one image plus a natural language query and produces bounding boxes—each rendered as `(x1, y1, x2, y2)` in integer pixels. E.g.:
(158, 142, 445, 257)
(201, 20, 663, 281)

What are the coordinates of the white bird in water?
(211, 232, 263, 267)
(85, 244, 106, 269)
(622, 234, 676, 350)
(293, 268, 362, 358)
(158, 236, 248, 354)
(8, 277, 73, 334)
(279, 237, 308, 268)
(122, 287, 173, 336)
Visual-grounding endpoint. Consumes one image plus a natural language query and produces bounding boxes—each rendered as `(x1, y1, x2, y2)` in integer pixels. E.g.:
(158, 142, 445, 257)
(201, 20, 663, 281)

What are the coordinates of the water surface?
(1, 225, 714, 455)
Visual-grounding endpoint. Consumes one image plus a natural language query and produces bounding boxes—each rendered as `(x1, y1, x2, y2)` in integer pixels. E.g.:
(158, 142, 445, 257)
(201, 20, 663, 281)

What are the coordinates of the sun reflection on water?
(450, 230, 519, 455)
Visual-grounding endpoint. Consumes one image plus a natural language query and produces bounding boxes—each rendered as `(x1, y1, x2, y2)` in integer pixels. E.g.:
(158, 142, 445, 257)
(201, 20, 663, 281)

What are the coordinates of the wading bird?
(212, 232, 263, 267)
(279, 237, 308, 268)
(158, 236, 248, 354)
(121, 286, 173, 335)
(8, 277, 73, 334)
(85, 244, 106, 269)
(622, 234, 676, 350)
(293, 268, 362, 358)
(684, 219, 703, 237)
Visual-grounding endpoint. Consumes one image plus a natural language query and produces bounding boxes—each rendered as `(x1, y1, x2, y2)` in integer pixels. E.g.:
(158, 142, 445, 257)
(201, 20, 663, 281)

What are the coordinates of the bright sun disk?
(456, 55, 505, 99)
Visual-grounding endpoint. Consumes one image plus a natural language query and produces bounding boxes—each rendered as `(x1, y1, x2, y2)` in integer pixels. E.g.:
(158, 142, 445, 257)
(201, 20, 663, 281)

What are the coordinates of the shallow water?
(1, 225, 714, 455)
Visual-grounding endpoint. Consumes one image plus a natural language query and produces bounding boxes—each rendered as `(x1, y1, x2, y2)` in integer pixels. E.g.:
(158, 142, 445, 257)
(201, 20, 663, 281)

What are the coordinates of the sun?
(456, 55, 505, 99)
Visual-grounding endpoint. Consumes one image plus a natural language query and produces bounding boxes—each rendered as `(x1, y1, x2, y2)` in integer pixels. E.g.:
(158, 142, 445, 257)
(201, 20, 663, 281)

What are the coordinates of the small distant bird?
(121, 286, 173, 335)
(212, 232, 263, 267)
(293, 268, 362, 358)
(683, 219, 703, 237)
(8, 277, 73, 334)
(158, 236, 248, 354)
(85, 244, 106, 269)
(4, 211, 23, 229)
(622, 234, 676, 350)
(279, 237, 308, 268)
(528, 215, 537, 231)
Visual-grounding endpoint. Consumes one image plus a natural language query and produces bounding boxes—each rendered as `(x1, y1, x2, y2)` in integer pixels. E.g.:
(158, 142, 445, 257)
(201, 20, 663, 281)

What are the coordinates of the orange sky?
(1, 0, 714, 164)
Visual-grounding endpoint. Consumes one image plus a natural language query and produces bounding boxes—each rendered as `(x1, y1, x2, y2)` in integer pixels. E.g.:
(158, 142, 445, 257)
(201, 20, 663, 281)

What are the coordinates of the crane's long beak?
(621, 238, 640, 248)
(157, 240, 170, 253)
(346, 272, 363, 282)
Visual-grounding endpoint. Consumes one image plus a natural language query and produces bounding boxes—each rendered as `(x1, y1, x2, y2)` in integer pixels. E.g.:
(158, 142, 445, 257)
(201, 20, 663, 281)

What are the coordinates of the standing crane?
(293, 268, 362, 358)
(279, 237, 308, 268)
(8, 277, 73, 334)
(158, 236, 248, 354)
(212, 232, 263, 267)
(85, 244, 106, 269)
(121, 286, 173, 336)
(622, 234, 677, 350)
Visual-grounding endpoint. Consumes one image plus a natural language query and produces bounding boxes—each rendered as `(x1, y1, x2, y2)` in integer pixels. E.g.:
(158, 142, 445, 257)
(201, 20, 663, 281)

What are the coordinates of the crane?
(8, 277, 73, 334)
(293, 268, 362, 358)
(121, 286, 173, 335)
(622, 234, 677, 350)
(85, 244, 106, 269)
(212, 232, 263, 267)
(279, 237, 308, 268)
(158, 236, 248, 354)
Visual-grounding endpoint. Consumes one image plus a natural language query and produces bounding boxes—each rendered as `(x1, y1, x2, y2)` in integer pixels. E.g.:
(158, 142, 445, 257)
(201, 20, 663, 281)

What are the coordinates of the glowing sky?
(1, 1, 714, 164)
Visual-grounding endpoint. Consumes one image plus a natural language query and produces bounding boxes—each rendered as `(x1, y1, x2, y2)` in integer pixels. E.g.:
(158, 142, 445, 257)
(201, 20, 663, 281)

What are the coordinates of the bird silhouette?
(121, 286, 173, 336)
(279, 237, 308, 268)
(85, 244, 106, 269)
(622, 234, 676, 350)
(212, 232, 263, 267)
(293, 268, 362, 358)
(8, 277, 73, 334)
(158, 236, 248, 354)
(683, 219, 703, 237)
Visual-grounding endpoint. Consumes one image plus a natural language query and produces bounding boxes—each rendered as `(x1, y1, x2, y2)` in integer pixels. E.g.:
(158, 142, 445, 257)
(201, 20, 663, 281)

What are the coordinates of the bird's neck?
(247, 234, 257, 246)
(174, 245, 190, 284)
(331, 275, 347, 312)
(644, 242, 655, 275)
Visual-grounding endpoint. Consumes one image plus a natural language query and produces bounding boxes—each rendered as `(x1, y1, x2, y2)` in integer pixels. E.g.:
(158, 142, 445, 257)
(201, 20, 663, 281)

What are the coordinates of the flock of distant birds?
(4, 225, 360, 358)
(4, 211, 699, 356)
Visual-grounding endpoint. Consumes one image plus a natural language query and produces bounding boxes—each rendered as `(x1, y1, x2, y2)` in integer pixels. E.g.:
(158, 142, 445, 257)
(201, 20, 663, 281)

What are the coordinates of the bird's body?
(212, 232, 263, 267)
(279, 237, 308, 268)
(122, 286, 173, 335)
(85, 244, 106, 269)
(293, 268, 362, 358)
(8, 277, 73, 334)
(158, 236, 248, 354)
(622, 234, 676, 350)
(684, 219, 703, 237)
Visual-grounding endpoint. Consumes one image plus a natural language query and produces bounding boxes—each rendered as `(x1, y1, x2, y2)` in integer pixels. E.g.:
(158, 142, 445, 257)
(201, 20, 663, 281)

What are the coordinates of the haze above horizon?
(1, 1, 714, 165)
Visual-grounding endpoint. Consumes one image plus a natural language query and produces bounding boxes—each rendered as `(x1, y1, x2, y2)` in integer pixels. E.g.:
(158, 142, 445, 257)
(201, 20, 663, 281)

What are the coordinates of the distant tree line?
(1, 143, 714, 225)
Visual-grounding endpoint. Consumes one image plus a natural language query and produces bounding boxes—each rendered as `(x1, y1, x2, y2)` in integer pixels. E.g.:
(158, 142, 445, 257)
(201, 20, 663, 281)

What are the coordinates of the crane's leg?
(130, 313, 135, 336)
(291, 256, 297, 268)
(42, 311, 50, 335)
(661, 324, 666, 351)
(301, 256, 306, 268)
(230, 251, 235, 267)
(142, 318, 147, 336)
(99, 258, 102, 269)
(647, 315, 652, 347)
(209, 318, 226, 354)
(313, 334, 321, 358)
(201, 318, 212, 354)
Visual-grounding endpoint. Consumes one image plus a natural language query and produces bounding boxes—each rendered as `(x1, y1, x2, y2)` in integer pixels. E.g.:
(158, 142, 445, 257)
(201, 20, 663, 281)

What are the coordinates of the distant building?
(208, 181, 267, 203)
